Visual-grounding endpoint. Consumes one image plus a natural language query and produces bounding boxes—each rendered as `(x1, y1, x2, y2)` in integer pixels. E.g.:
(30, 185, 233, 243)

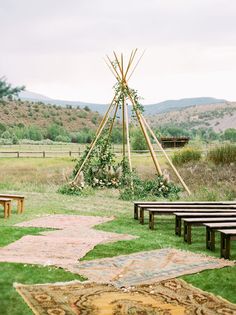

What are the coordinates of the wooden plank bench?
(204, 222, 236, 251)
(147, 208, 236, 230)
(133, 201, 236, 220)
(183, 218, 236, 244)
(139, 204, 236, 225)
(175, 212, 236, 236)
(219, 229, 236, 259)
(0, 198, 12, 219)
(0, 194, 25, 214)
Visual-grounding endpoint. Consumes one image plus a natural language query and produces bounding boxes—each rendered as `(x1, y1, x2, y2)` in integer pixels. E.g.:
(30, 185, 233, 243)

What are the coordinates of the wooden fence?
(0, 148, 210, 158)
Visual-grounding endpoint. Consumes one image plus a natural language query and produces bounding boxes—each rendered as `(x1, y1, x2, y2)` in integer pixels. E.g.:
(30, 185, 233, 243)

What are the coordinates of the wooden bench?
(0, 194, 25, 213)
(146, 208, 236, 230)
(204, 222, 236, 251)
(0, 198, 12, 218)
(175, 212, 236, 236)
(183, 218, 236, 244)
(139, 204, 236, 225)
(219, 229, 236, 259)
(133, 201, 236, 220)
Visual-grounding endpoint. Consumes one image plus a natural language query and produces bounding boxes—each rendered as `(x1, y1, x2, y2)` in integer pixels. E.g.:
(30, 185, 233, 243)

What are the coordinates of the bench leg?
(149, 211, 155, 230)
(175, 217, 182, 236)
(8, 202, 11, 217)
(20, 199, 25, 213)
(17, 200, 21, 214)
(221, 233, 231, 259)
(139, 209, 144, 225)
(134, 205, 138, 220)
(206, 228, 215, 251)
(4, 203, 8, 219)
(184, 223, 192, 244)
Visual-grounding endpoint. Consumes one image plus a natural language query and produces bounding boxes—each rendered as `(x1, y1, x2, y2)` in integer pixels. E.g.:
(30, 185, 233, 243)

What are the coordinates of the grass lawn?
(0, 157, 235, 314)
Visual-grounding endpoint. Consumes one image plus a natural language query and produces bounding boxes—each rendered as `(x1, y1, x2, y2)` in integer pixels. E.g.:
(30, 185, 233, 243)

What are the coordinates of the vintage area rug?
(74, 248, 234, 287)
(0, 215, 137, 269)
(14, 278, 236, 315)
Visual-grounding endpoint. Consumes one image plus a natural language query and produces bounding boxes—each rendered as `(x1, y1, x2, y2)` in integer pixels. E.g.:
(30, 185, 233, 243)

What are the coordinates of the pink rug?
(0, 215, 137, 270)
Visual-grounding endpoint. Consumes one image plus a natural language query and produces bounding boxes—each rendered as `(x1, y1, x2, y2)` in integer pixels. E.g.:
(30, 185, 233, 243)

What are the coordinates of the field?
(0, 147, 236, 314)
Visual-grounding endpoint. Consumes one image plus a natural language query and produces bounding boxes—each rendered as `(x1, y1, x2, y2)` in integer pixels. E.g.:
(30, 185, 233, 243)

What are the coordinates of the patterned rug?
(14, 278, 236, 315)
(0, 215, 137, 269)
(74, 248, 234, 287)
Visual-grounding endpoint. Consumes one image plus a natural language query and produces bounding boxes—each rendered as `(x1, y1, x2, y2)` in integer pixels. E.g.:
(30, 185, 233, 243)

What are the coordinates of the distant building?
(160, 137, 190, 148)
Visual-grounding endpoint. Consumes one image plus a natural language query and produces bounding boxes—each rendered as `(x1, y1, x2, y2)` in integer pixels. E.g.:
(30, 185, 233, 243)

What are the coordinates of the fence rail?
(0, 148, 210, 158)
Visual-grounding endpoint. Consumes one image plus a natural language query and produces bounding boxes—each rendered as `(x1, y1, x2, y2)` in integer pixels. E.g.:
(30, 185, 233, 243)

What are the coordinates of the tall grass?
(207, 144, 236, 165)
(172, 147, 201, 166)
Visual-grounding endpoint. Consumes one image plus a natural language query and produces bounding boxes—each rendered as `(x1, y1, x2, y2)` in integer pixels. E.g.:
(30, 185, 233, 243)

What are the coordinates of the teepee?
(72, 50, 191, 195)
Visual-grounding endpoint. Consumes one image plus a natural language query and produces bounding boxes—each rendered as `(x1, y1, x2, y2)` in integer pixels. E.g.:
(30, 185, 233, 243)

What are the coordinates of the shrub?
(172, 147, 201, 166)
(55, 135, 71, 142)
(1, 130, 12, 139)
(131, 130, 147, 151)
(120, 175, 181, 201)
(223, 128, 236, 142)
(207, 144, 236, 165)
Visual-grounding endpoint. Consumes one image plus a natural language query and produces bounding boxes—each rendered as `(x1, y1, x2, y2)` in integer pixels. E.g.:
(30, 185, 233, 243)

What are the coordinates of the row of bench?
(0, 194, 25, 219)
(133, 201, 236, 259)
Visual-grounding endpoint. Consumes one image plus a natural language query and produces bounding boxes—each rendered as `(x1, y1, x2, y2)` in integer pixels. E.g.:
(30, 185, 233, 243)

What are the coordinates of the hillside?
(0, 100, 101, 133)
(147, 101, 236, 132)
(19, 90, 225, 115)
(143, 97, 225, 115)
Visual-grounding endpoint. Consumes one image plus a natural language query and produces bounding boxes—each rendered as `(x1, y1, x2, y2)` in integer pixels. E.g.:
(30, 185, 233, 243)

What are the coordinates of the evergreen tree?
(0, 77, 25, 100)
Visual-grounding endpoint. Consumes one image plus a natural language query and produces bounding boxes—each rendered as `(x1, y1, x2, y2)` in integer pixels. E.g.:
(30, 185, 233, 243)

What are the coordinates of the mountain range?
(19, 90, 225, 116)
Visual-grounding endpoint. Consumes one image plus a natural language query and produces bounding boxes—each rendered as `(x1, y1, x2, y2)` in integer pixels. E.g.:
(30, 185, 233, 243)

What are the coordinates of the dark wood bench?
(133, 201, 236, 220)
(147, 208, 236, 230)
(219, 229, 236, 259)
(175, 212, 236, 236)
(0, 194, 25, 213)
(0, 198, 12, 218)
(183, 218, 236, 244)
(204, 222, 236, 251)
(139, 204, 236, 225)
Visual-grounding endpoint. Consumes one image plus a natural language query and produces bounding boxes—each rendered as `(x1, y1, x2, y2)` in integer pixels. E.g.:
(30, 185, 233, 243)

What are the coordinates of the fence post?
(69, 151, 72, 157)
(43, 151, 45, 158)
(17, 152, 19, 158)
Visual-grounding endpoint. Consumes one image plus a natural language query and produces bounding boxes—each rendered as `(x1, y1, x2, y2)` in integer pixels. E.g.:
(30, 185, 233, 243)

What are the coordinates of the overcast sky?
(1, 0, 236, 104)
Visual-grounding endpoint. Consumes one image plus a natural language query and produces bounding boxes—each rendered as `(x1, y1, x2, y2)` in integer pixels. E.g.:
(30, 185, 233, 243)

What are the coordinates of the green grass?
(0, 156, 236, 314)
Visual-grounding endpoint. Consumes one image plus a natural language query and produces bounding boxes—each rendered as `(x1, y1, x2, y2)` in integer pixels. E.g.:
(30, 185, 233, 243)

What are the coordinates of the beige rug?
(0, 215, 137, 269)
(14, 278, 236, 315)
(74, 248, 234, 287)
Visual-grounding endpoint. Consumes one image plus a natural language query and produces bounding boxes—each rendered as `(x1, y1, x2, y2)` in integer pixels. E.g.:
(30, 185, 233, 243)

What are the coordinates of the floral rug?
(0, 215, 137, 269)
(14, 278, 236, 315)
(74, 248, 234, 287)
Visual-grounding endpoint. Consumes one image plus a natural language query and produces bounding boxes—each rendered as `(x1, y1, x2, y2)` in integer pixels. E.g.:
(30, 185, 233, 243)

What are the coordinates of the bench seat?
(0, 194, 25, 213)
(134, 201, 236, 220)
(204, 222, 236, 251)
(146, 208, 236, 230)
(139, 204, 236, 225)
(183, 218, 236, 244)
(218, 229, 236, 259)
(175, 212, 236, 236)
(0, 198, 12, 218)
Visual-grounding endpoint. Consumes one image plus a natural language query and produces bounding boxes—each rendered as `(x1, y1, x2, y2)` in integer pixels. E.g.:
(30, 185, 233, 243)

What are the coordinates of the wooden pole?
(107, 102, 119, 141)
(112, 52, 162, 176)
(124, 101, 133, 189)
(129, 98, 162, 176)
(124, 49, 138, 79)
(72, 101, 116, 184)
(141, 114, 191, 195)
